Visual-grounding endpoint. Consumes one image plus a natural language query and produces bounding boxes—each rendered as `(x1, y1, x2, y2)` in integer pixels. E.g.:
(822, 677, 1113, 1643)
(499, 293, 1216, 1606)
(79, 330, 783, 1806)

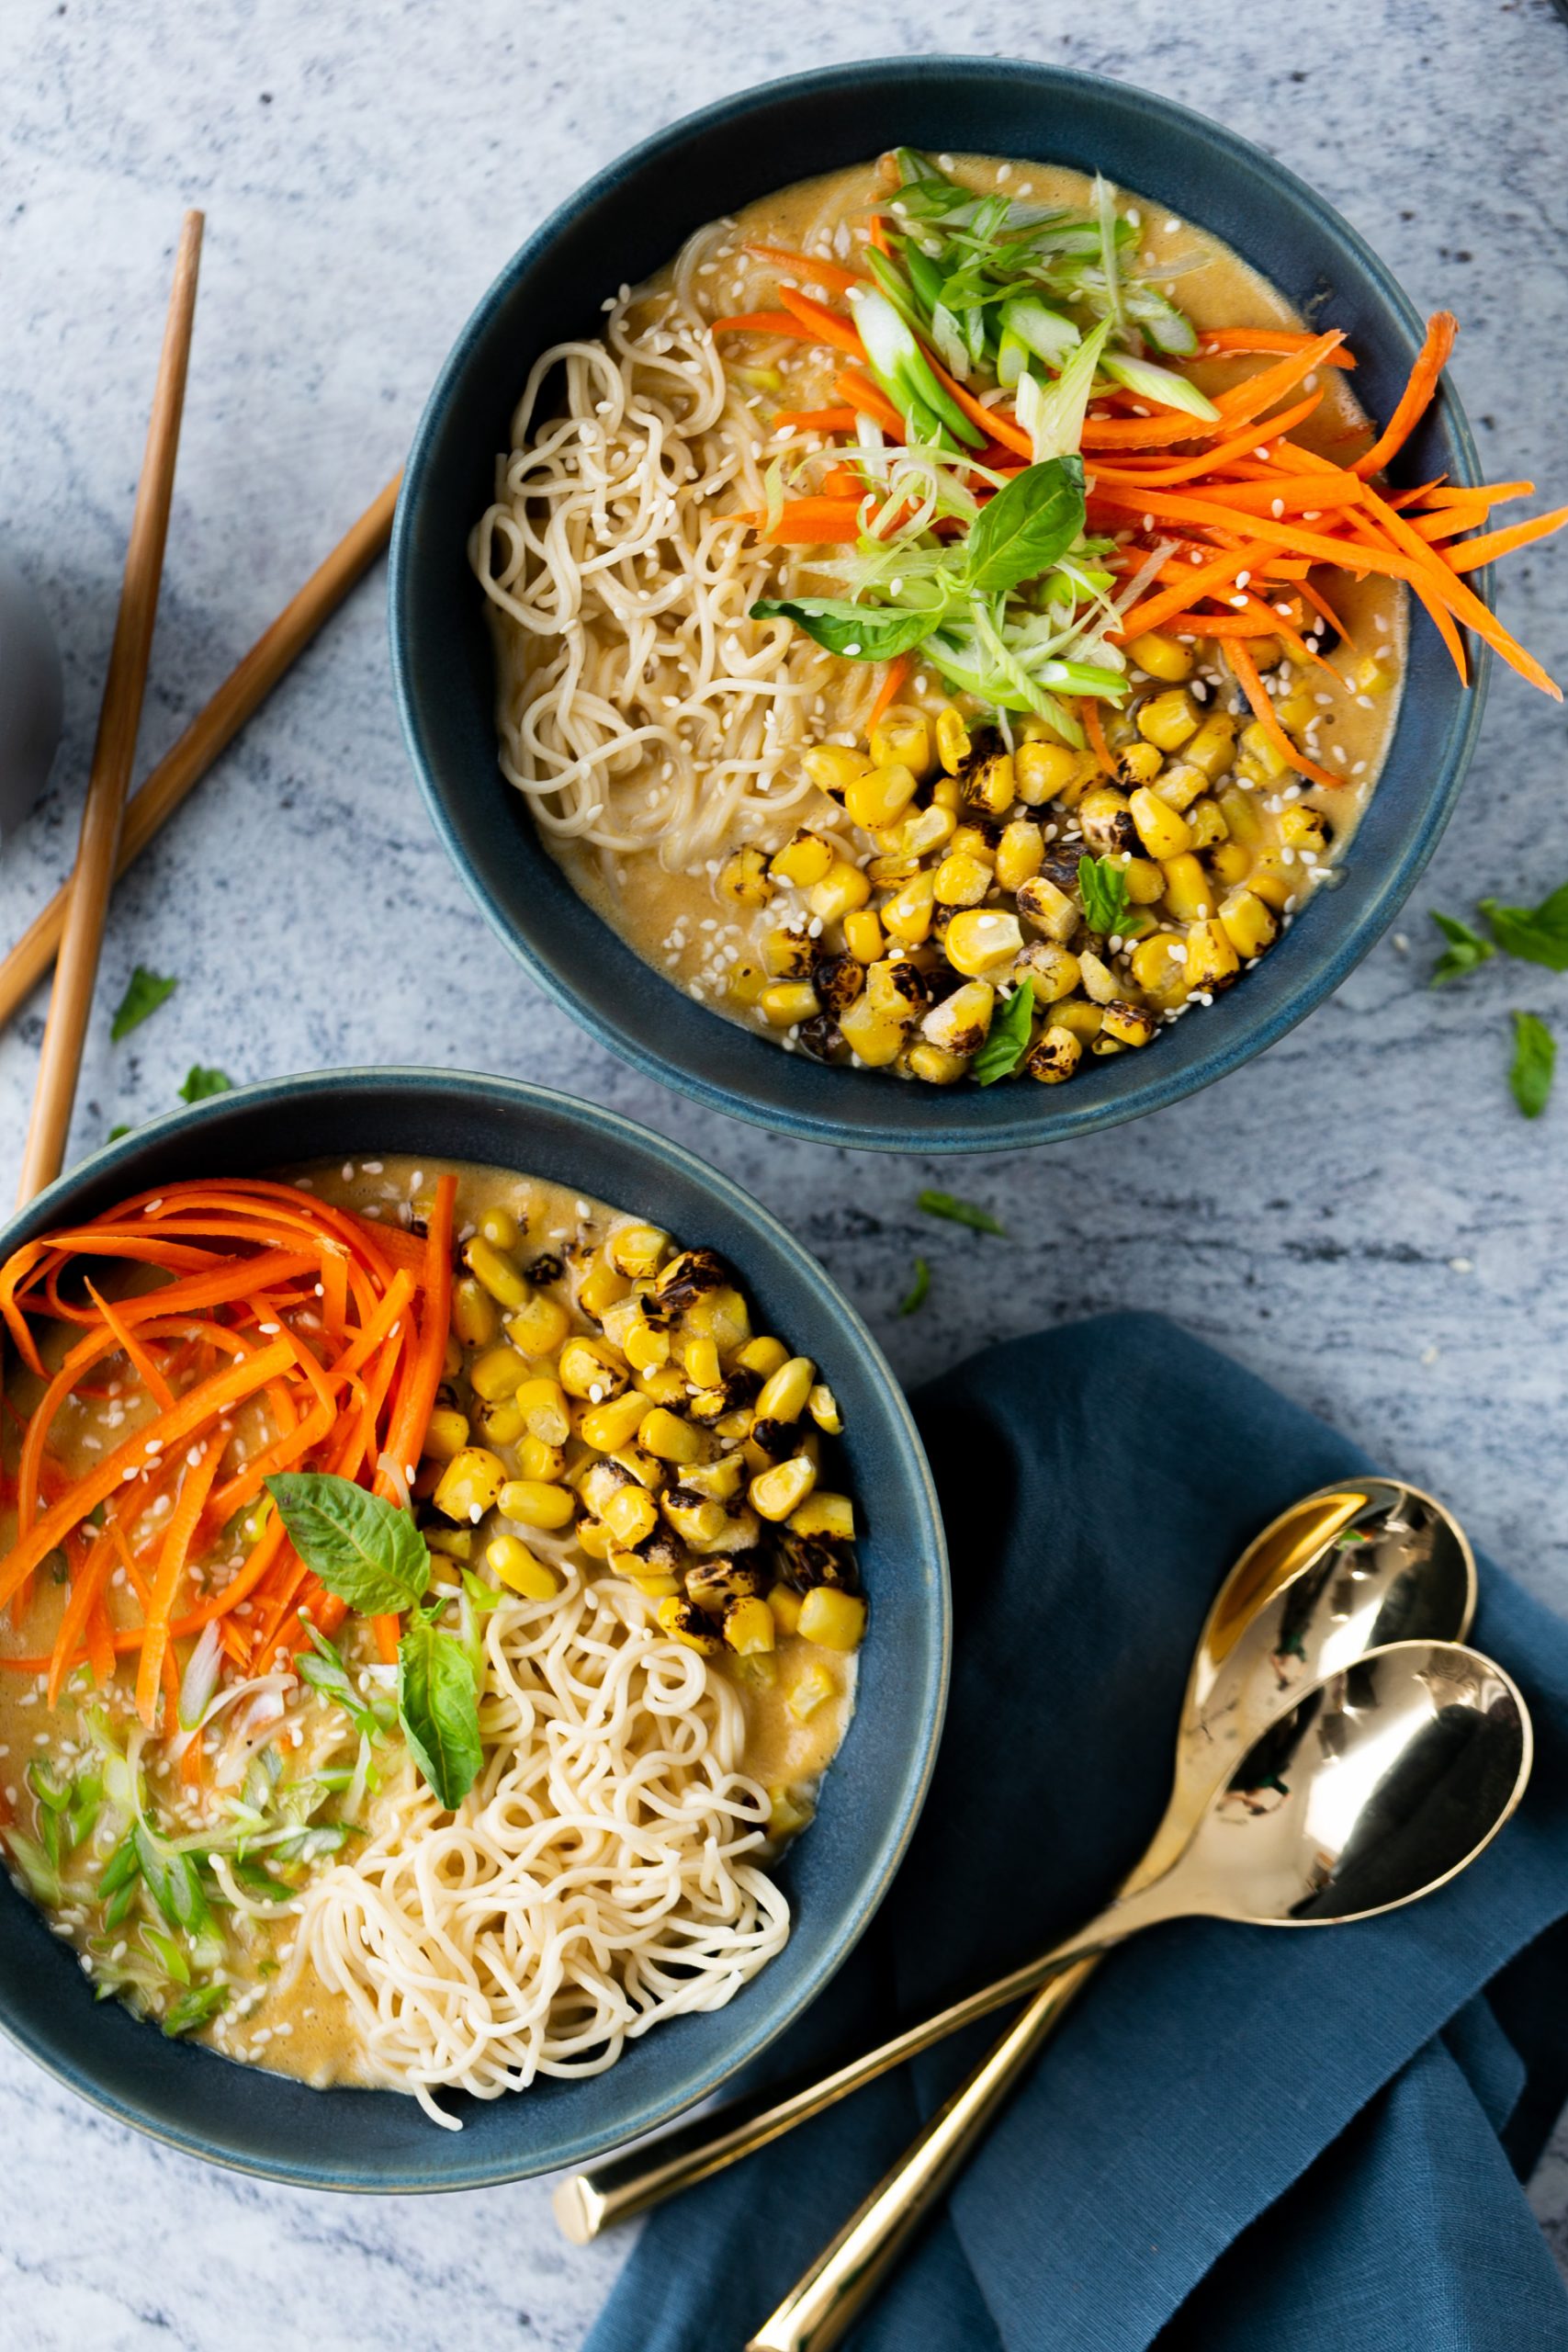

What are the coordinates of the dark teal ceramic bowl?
(390, 57, 1488, 1153)
(0, 1071, 947, 2188)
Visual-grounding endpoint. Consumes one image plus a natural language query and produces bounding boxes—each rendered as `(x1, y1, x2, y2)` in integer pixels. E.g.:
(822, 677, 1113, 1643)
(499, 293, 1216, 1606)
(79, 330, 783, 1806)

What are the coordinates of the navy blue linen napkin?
(583, 1314, 1568, 2351)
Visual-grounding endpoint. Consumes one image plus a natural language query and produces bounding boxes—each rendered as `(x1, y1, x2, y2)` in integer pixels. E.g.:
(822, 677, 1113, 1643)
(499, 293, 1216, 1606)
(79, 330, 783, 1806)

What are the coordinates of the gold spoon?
(555, 1477, 1473, 2243)
(750, 1637, 1530, 2352)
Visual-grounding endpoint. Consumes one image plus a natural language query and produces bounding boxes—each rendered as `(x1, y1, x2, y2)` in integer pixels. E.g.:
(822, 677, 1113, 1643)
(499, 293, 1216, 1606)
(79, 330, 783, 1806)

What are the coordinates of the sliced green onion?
(848, 288, 985, 451)
(1015, 318, 1112, 461)
(1100, 352, 1219, 422)
(1000, 295, 1081, 371)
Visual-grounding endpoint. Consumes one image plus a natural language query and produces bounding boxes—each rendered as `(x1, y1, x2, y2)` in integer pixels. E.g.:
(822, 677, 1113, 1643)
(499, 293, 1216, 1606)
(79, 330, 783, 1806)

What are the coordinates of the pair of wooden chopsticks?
(10, 211, 400, 1204)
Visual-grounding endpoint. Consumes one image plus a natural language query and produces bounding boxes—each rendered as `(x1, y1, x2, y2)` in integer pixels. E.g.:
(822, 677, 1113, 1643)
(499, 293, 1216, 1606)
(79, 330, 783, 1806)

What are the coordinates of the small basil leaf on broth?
(961, 457, 1087, 597)
(972, 979, 1036, 1085)
(1430, 910, 1495, 987)
(265, 1472, 432, 1617)
(178, 1064, 233, 1103)
(1509, 1011, 1556, 1119)
(398, 1614, 483, 1810)
(110, 964, 177, 1042)
(1077, 854, 1130, 936)
(1482, 882, 1568, 972)
(750, 596, 944, 661)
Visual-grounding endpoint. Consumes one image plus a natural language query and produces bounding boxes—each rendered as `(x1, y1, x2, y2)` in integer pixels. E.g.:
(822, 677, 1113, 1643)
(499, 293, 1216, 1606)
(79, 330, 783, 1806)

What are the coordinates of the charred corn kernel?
(768, 1583, 804, 1636)
(931, 773, 963, 812)
(683, 1335, 723, 1388)
(1121, 855, 1165, 907)
(661, 1492, 734, 1551)
(519, 1434, 566, 1483)
(1137, 688, 1199, 752)
(839, 994, 908, 1065)
(640, 1407, 704, 1466)
(1077, 948, 1118, 1005)
(487, 1533, 561, 1600)
(1052, 998, 1104, 1044)
(607, 1221, 670, 1280)
(625, 1317, 670, 1376)
(656, 1596, 724, 1655)
(762, 925, 815, 979)
(765, 1782, 813, 1838)
(478, 1205, 520, 1252)
(789, 1490, 856, 1542)
(751, 1454, 818, 1521)
(867, 850, 919, 885)
(919, 978, 995, 1057)
(996, 820, 1044, 892)
(949, 824, 997, 864)
(579, 1250, 630, 1320)
(1280, 804, 1330, 853)
(761, 979, 821, 1027)
(1187, 797, 1228, 851)
(423, 1407, 470, 1462)
(1026, 1023, 1082, 1083)
(1080, 783, 1135, 854)
(842, 907, 885, 964)
(1215, 783, 1261, 845)
(1160, 852, 1213, 922)
(476, 1397, 525, 1448)
(464, 1235, 526, 1309)
(498, 1477, 576, 1531)
(728, 960, 770, 1008)
(434, 1447, 508, 1523)
(689, 1284, 750, 1354)
(769, 828, 835, 887)
(1127, 628, 1194, 684)
(1247, 864, 1296, 911)
(1016, 939, 1080, 1001)
(1129, 786, 1194, 860)
(931, 850, 989, 909)
(1114, 738, 1165, 788)
(1351, 654, 1393, 696)
(739, 1335, 790, 1378)
(1248, 635, 1285, 672)
(881, 871, 937, 945)
(424, 1524, 473, 1562)
(788, 1661, 838, 1720)
(944, 909, 1024, 979)
(1131, 934, 1190, 1001)
(681, 1453, 747, 1502)
(1275, 688, 1317, 736)
(901, 804, 957, 857)
(798, 1588, 867, 1653)
(1218, 888, 1279, 959)
(807, 1383, 842, 1435)
(451, 1275, 499, 1351)
(936, 705, 972, 774)
(961, 745, 1015, 816)
(723, 1595, 776, 1656)
(1014, 739, 1084, 805)
(846, 761, 919, 830)
(717, 843, 774, 909)
(635, 1363, 690, 1408)
(603, 1483, 660, 1547)
(908, 1042, 967, 1084)
(1153, 760, 1208, 814)
(756, 1355, 815, 1423)
(627, 1570, 682, 1599)
(515, 1377, 571, 1447)
(611, 1442, 667, 1492)
(1185, 918, 1242, 990)
(801, 742, 872, 798)
(808, 860, 873, 923)
(1091, 1034, 1126, 1058)
(869, 714, 931, 775)
(558, 1338, 626, 1401)
(506, 1292, 571, 1359)
(1182, 711, 1238, 782)
(443, 1331, 464, 1383)
(580, 1391, 653, 1452)
(469, 1344, 528, 1404)
(1100, 1000, 1157, 1047)
(575, 1517, 613, 1559)
(1205, 839, 1248, 888)
(1239, 719, 1291, 781)
(1015, 874, 1079, 943)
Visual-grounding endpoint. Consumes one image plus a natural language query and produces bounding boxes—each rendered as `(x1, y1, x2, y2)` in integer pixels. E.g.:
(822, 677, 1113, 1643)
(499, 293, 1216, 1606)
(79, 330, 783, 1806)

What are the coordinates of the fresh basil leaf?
(750, 596, 942, 662)
(178, 1064, 233, 1104)
(962, 458, 1086, 597)
(1481, 882, 1568, 972)
(1509, 1012, 1556, 1118)
(898, 1257, 931, 1316)
(1430, 910, 1495, 987)
(107, 1124, 132, 1142)
(266, 1473, 432, 1617)
(110, 965, 177, 1042)
(916, 1189, 1007, 1238)
(972, 980, 1036, 1086)
(162, 1982, 228, 2039)
(1078, 854, 1131, 936)
(398, 1615, 483, 1810)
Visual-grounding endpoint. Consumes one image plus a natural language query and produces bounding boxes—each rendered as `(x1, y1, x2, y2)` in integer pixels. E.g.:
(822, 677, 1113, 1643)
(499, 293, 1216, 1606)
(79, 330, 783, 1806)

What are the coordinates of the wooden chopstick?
(16, 211, 205, 1205)
(0, 474, 400, 1038)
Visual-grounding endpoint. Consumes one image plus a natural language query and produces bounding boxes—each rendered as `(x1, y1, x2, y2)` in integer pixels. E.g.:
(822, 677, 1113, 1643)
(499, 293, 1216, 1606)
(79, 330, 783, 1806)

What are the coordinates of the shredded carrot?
(1195, 328, 1355, 367)
(752, 497, 864, 544)
(1353, 312, 1459, 480)
(869, 654, 913, 728)
(833, 368, 907, 440)
(919, 348, 1032, 458)
(1444, 504, 1568, 575)
(1225, 638, 1344, 788)
(710, 310, 804, 340)
(742, 242, 861, 296)
(1081, 697, 1115, 775)
(867, 214, 893, 258)
(773, 284, 865, 358)
(773, 405, 858, 435)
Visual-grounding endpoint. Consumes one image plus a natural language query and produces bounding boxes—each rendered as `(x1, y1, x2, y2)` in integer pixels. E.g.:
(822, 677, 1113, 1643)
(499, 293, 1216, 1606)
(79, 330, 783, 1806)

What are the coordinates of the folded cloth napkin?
(583, 1314, 1568, 2351)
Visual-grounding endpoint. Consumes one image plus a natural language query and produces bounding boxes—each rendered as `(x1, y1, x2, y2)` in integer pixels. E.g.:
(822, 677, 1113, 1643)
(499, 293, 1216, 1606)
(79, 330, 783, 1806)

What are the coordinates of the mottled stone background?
(1, 0, 1565, 2340)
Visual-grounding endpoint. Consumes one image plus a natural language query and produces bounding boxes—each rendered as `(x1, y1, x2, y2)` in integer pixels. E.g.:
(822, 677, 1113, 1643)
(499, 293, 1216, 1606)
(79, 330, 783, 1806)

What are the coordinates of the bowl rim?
(0, 1068, 950, 2189)
(389, 54, 1490, 1153)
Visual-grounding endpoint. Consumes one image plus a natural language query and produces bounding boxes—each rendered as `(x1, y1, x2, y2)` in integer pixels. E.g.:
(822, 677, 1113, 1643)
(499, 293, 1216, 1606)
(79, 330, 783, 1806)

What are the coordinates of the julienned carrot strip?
(1112, 537, 1280, 639)
(1350, 491, 1470, 684)
(919, 349, 1032, 458)
(47, 1526, 115, 1708)
(774, 284, 865, 358)
(1195, 328, 1355, 368)
(743, 242, 862, 296)
(1224, 639, 1344, 790)
(135, 1430, 229, 1727)
(1158, 608, 1297, 638)
(834, 369, 907, 440)
(821, 464, 862, 500)
(1086, 392, 1325, 489)
(1353, 311, 1459, 479)
(756, 498, 864, 544)
(869, 654, 913, 728)
(711, 310, 806, 339)
(1081, 698, 1114, 775)
(867, 215, 892, 257)
(1298, 577, 1353, 647)
(369, 1175, 456, 1665)
(84, 1281, 175, 1410)
(773, 405, 859, 435)
(1444, 505, 1568, 574)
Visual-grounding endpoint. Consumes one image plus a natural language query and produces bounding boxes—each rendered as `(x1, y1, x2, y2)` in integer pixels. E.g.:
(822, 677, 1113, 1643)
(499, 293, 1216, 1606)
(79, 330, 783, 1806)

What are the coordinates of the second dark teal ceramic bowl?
(390, 58, 1488, 1151)
(0, 1072, 947, 2188)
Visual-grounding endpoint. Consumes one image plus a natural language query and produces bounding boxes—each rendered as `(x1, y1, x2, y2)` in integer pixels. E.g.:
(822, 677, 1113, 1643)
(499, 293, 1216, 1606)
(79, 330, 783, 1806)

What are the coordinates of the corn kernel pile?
(420, 1200, 865, 1732)
(718, 633, 1393, 1085)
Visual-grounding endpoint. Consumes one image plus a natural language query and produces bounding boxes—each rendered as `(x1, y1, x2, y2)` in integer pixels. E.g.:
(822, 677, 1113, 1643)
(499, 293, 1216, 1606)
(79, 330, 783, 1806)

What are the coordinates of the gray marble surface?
(1, 0, 1566, 2342)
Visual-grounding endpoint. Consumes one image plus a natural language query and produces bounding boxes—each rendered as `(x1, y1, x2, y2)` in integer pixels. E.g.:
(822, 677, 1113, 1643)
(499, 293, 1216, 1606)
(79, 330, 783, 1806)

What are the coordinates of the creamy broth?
(0, 1158, 859, 2102)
